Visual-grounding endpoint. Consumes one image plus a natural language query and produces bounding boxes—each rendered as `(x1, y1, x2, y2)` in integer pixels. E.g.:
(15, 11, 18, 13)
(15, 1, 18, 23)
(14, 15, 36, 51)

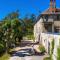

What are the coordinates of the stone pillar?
(52, 23, 54, 33)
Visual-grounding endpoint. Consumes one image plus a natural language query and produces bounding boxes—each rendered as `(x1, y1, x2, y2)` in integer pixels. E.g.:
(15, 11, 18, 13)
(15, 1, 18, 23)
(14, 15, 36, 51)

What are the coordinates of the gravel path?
(9, 40, 49, 60)
(9, 47, 48, 60)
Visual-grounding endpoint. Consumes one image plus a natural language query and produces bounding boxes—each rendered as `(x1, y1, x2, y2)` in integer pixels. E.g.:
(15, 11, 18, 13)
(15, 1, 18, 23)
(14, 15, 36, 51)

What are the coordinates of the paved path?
(9, 40, 48, 60)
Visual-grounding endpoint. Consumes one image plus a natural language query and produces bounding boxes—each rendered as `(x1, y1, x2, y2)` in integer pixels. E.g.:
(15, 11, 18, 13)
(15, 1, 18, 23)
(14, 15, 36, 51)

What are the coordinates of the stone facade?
(34, 0, 60, 44)
(35, 32, 60, 60)
(34, 16, 60, 42)
(34, 0, 60, 60)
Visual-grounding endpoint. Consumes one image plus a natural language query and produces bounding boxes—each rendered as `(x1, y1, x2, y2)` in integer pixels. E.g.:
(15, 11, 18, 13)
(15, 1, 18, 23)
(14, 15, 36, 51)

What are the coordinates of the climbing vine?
(57, 47, 60, 60)
(51, 39, 54, 54)
(50, 39, 54, 60)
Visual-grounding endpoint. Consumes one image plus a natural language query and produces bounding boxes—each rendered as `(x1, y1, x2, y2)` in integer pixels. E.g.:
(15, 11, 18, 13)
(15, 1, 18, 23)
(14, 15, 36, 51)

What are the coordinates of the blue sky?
(0, 0, 60, 20)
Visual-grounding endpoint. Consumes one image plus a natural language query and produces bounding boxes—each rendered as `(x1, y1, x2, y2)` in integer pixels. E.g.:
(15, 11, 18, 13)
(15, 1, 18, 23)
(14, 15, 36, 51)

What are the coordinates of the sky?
(0, 0, 60, 20)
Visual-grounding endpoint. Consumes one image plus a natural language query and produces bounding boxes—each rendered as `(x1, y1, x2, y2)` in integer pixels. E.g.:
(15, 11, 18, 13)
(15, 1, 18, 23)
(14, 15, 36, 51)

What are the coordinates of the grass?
(43, 57, 51, 60)
(25, 34, 35, 40)
(57, 47, 60, 60)
(0, 53, 10, 60)
(0, 48, 16, 60)
(39, 44, 45, 53)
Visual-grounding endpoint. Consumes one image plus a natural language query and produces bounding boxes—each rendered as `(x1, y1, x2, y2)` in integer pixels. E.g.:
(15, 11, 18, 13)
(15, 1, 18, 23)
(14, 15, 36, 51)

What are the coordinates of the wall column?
(52, 23, 54, 33)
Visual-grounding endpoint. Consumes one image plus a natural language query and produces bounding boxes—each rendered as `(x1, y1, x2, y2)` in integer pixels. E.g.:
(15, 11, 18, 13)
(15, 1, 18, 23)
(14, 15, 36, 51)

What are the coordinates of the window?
(54, 27, 60, 33)
(57, 15, 60, 20)
(45, 15, 48, 21)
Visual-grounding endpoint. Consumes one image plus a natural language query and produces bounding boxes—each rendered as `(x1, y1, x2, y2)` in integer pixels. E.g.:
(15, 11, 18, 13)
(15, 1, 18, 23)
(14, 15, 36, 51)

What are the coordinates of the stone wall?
(34, 17, 60, 60)
(40, 33, 54, 53)
(34, 31, 60, 60)
(53, 35, 60, 60)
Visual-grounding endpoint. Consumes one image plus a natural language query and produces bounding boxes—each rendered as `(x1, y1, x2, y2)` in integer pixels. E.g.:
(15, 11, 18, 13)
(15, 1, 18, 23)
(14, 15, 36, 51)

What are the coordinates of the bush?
(25, 34, 35, 40)
(50, 39, 54, 60)
(51, 39, 54, 54)
(57, 47, 60, 60)
(0, 43, 5, 53)
(0, 53, 10, 60)
(43, 57, 51, 60)
(39, 45, 45, 53)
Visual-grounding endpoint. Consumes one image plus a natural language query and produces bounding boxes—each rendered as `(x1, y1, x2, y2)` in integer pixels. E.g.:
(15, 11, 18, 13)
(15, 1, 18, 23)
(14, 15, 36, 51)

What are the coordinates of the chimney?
(49, 0, 56, 12)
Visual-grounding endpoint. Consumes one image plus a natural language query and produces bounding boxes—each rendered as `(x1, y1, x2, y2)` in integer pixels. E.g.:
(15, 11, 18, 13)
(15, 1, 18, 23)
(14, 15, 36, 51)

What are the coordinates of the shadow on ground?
(9, 40, 45, 57)
(9, 48, 45, 57)
(20, 40, 39, 47)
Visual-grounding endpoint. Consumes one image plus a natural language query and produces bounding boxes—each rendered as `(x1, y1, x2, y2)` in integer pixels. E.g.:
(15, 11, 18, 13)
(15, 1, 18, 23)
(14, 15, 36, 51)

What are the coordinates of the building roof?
(34, 0, 60, 24)
(41, 8, 60, 15)
(34, 8, 60, 25)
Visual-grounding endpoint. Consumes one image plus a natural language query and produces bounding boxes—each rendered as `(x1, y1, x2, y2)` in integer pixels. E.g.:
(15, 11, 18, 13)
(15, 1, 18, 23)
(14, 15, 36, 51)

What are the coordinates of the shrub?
(0, 43, 5, 53)
(39, 44, 45, 53)
(51, 39, 54, 54)
(43, 57, 51, 60)
(50, 39, 54, 60)
(25, 34, 35, 40)
(57, 47, 60, 60)
(0, 53, 10, 60)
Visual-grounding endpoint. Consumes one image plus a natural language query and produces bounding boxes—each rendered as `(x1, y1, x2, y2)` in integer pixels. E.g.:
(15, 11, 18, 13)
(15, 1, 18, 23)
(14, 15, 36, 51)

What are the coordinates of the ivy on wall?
(57, 47, 60, 60)
(57, 39, 60, 60)
(50, 39, 54, 60)
(51, 39, 54, 54)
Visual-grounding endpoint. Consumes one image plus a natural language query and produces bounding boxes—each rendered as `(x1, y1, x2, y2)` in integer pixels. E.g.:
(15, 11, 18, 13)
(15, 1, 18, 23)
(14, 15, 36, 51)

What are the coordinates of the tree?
(0, 11, 36, 53)
(23, 14, 36, 35)
(11, 18, 23, 44)
(4, 10, 19, 20)
(1, 11, 23, 52)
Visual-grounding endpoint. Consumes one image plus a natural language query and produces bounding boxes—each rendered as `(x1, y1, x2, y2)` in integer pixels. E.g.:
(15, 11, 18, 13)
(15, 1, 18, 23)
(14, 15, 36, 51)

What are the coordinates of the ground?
(9, 40, 49, 60)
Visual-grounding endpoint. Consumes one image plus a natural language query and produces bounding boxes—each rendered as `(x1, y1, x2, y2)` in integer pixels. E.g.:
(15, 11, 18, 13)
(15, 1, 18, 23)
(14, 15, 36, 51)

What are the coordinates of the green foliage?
(0, 11, 36, 55)
(50, 39, 54, 60)
(51, 39, 54, 54)
(0, 11, 36, 60)
(25, 34, 35, 40)
(4, 11, 19, 20)
(43, 57, 51, 60)
(39, 44, 45, 53)
(23, 14, 36, 36)
(0, 11, 23, 53)
(57, 47, 60, 60)
(0, 43, 5, 53)
(0, 44, 4, 51)
(0, 53, 10, 60)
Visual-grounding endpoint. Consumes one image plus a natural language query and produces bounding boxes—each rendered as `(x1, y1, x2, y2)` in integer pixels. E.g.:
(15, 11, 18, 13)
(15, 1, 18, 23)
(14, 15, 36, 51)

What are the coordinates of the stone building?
(34, 0, 60, 42)
(34, 0, 60, 57)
